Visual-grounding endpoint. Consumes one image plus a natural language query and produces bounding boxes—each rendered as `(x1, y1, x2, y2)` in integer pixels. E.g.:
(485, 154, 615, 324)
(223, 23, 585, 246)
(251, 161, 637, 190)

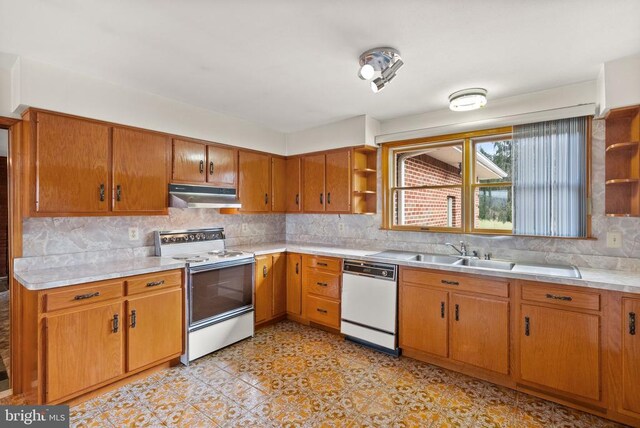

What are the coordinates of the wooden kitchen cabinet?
(172, 139, 207, 183)
(254, 252, 287, 326)
(519, 304, 600, 401)
(302, 255, 342, 329)
(126, 288, 183, 372)
(285, 157, 302, 212)
(112, 128, 169, 213)
(286, 253, 302, 316)
(45, 301, 125, 403)
(239, 151, 271, 212)
(207, 145, 237, 188)
(621, 298, 640, 415)
(272, 253, 287, 317)
(399, 284, 448, 358)
(325, 150, 351, 212)
(450, 293, 509, 374)
(271, 157, 287, 212)
(34, 112, 110, 214)
(303, 153, 326, 212)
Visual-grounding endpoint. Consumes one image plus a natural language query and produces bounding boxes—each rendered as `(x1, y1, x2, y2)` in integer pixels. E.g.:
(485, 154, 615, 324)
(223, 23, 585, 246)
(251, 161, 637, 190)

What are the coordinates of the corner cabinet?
(254, 252, 286, 327)
(24, 110, 170, 216)
(21, 270, 184, 404)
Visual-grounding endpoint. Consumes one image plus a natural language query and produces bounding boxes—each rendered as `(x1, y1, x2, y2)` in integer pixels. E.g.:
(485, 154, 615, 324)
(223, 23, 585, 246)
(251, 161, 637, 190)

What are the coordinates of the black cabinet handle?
(630, 312, 636, 336)
(546, 293, 572, 301)
(295, 262, 299, 274)
(525, 316, 530, 336)
(112, 314, 119, 333)
(327, 192, 331, 204)
(316, 282, 328, 287)
(295, 194, 299, 205)
(99, 184, 105, 202)
(74, 291, 100, 301)
(440, 302, 445, 319)
(320, 193, 324, 205)
(441, 279, 459, 286)
(146, 280, 165, 288)
(130, 310, 137, 328)
(265, 193, 269, 205)
(116, 185, 122, 202)
(454, 304, 459, 321)
(199, 160, 204, 174)
(316, 308, 328, 314)
(209, 161, 214, 175)
(317, 262, 328, 267)
(263, 265, 267, 278)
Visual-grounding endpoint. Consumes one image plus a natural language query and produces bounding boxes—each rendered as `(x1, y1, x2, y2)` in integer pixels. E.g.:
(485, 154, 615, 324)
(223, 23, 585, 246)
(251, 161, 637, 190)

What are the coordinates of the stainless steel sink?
(369, 250, 460, 264)
(411, 254, 461, 264)
(512, 263, 581, 279)
(455, 258, 515, 271)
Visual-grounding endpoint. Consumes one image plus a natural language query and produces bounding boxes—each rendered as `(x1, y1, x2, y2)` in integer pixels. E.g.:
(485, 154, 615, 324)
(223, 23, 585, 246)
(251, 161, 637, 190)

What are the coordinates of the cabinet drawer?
(520, 282, 600, 311)
(126, 270, 182, 295)
(304, 255, 341, 272)
(307, 295, 340, 329)
(45, 281, 124, 312)
(306, 271, 340, 299)
(401, 268, 509, 298)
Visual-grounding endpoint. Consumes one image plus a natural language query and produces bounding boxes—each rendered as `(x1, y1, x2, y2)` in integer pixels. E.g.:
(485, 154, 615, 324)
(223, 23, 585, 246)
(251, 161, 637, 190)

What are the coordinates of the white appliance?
(155, 228, 255, 364)
(341, 259, 399, 355)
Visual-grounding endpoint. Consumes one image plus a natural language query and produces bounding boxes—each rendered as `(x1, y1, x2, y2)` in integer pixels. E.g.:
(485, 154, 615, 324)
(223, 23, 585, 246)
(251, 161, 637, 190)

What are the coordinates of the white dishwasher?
(341, 260, 399, 356)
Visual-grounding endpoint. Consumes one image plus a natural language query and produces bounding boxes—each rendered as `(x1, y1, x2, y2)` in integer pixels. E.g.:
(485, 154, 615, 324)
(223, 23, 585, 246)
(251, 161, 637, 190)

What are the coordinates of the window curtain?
(512, 116, 587, 237)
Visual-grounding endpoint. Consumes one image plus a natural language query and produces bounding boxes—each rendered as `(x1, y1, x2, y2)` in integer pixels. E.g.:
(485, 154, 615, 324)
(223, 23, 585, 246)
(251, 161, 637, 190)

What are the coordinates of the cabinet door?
(127, 288, 183, 372)
(112, 128, 169, 213)
(325, 150, 351, 212)
(621, 298, 640, 413)
(36, 113, 110, 214)
(45, 302, 124, 402)
(271, 157, 287, 212)
(254, 255, 273, 324)
(207, 145, 237, 188)
(399, 284, 448, 358)
(286, 253, 302, 316)
(172, 139, 206, 183)
(451, 294, 509, 374)
(285, 157, 302, 212)
(520, 304, 600, 400)
(272, 253, 287, 317)
(239, 151, 271, 212)
(303, 154, 326, 212)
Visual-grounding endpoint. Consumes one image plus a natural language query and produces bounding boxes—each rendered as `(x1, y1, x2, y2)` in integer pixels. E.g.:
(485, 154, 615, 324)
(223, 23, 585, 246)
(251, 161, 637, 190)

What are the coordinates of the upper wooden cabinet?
(207, 145, 237, 188)
(34, 112, 111, 214)
(285, 157, 302, 212)
(172, 139, 207, 183)
(27, 111, 169, 216)
(303, 153, 326, 212)
(271, 157, 287, 212)
(112, 128, 170, 213)
(239, 151, 271, 212)
(302, 149, 352, 213)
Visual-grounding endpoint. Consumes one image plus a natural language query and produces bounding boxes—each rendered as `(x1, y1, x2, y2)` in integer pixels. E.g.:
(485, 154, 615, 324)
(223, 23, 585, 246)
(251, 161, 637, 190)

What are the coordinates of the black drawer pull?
(316, 282, 328, 287)
(130, 309, 137, 328)
(441, 279, 459, 286)
(146, 280, 165, 288)
(74, 291, 100, 301)
(440, 301, 445, 319)
(545, 293, 572, 301)
(525, 316, 530, 336)
(316, 308, 328, 314)
(630, 312, 636, 336)
(316, 262, 328, 267)
(112, 314, 119, 333)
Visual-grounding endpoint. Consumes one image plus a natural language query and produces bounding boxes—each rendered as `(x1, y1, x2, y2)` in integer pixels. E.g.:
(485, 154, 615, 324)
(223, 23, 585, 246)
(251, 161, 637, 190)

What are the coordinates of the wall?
(4, 57, 286, 154)
(597, 54, 640, 115)
(287, 119, 640, 272)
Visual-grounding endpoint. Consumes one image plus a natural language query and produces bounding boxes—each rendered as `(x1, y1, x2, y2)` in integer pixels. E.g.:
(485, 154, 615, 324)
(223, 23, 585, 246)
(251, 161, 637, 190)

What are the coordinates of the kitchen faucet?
(446, 241, 467, 256)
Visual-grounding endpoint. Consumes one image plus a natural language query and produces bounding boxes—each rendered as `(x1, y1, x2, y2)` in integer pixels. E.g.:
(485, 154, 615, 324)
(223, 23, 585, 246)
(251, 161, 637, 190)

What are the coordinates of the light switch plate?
(607, 232, 622, 248)
(128, 227, 139, 241)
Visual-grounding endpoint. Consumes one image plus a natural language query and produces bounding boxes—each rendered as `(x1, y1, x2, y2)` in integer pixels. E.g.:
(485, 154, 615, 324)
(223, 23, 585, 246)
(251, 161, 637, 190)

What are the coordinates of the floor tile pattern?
(15, 321, 633, 427)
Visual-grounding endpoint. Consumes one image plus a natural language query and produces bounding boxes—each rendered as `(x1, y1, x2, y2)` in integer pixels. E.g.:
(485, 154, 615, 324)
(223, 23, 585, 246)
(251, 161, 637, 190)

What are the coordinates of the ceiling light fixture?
(448, 88, 488, 111)
(358, 47, 403, 93)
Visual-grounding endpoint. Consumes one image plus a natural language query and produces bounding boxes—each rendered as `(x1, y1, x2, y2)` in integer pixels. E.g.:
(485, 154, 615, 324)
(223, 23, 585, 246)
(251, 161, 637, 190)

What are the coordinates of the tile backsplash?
(21, 119, 640, 272)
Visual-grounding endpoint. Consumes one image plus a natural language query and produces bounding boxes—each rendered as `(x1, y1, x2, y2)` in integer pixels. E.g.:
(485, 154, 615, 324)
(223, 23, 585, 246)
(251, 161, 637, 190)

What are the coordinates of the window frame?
(381, 123, 593, 237)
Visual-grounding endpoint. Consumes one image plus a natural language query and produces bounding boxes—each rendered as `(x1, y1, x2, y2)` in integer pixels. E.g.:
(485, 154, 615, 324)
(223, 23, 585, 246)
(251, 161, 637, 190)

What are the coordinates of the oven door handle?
(188, 258, 255, 273)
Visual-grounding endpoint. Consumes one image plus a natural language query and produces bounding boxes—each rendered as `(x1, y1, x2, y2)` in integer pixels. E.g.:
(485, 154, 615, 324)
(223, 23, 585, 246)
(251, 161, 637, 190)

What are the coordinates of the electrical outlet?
(607, 232, 622, 248)
(128, 227, 139, 241)
(338, 223, 345, 233)
(241, 223, 249, 233)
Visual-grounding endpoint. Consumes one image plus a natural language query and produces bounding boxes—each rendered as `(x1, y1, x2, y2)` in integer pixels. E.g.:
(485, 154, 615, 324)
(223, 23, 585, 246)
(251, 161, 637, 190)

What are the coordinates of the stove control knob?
(382, 271, 388, 277)
(189, 235, 195, 241)
(170, 237, 177, 242)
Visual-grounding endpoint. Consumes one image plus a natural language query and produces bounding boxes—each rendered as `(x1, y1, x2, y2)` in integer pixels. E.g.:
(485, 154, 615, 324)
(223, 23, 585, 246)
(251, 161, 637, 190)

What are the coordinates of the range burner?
(208, 250, 244, 257)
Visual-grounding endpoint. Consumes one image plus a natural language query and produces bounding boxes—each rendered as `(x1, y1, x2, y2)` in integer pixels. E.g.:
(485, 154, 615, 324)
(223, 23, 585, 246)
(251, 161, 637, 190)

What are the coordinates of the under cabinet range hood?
(169, 184, 241, 209)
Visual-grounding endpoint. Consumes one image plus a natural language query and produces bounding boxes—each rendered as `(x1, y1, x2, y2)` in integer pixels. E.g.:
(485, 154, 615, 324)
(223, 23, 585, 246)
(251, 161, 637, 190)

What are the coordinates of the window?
(382, 118, 590, 237)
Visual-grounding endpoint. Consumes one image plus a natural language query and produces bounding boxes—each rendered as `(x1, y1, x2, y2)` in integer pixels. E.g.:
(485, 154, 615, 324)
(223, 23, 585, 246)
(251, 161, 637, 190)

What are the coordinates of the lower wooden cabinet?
(45, 301, 125, 403)
(302, 255, 342, 329)
(399, 284, 448, 358)
(621, 298, 640, 415)
(254, 252, 286, 326)
(286, 253, 302, 316)
(23, 269, 184, 404)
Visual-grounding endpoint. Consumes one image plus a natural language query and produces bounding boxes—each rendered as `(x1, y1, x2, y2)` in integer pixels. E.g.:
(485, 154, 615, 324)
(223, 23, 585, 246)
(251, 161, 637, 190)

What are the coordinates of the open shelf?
(605, 105, 640, 216)
(353, 168, 377, 174)
(352, 146, 378, 214)
(354, 190, 376, 194)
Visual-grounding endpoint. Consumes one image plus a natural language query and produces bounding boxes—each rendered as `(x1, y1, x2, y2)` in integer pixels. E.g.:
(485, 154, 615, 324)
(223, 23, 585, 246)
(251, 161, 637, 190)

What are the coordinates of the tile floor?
(14, 321, 631, 427)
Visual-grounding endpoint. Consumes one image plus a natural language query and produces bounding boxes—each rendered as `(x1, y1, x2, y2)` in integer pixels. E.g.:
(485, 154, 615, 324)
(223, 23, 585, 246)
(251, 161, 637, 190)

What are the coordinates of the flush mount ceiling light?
(358, 47, 404, 93)
(448, 88, 488, 111)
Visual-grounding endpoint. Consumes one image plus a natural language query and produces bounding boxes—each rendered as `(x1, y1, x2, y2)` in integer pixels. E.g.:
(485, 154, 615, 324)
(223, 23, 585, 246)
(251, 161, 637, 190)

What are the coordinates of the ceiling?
(0, 1, 639, 133)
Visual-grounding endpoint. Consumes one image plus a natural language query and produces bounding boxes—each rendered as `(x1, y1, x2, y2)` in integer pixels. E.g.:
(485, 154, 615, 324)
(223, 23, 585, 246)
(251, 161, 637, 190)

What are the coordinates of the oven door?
(188, 258, 255, 331)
